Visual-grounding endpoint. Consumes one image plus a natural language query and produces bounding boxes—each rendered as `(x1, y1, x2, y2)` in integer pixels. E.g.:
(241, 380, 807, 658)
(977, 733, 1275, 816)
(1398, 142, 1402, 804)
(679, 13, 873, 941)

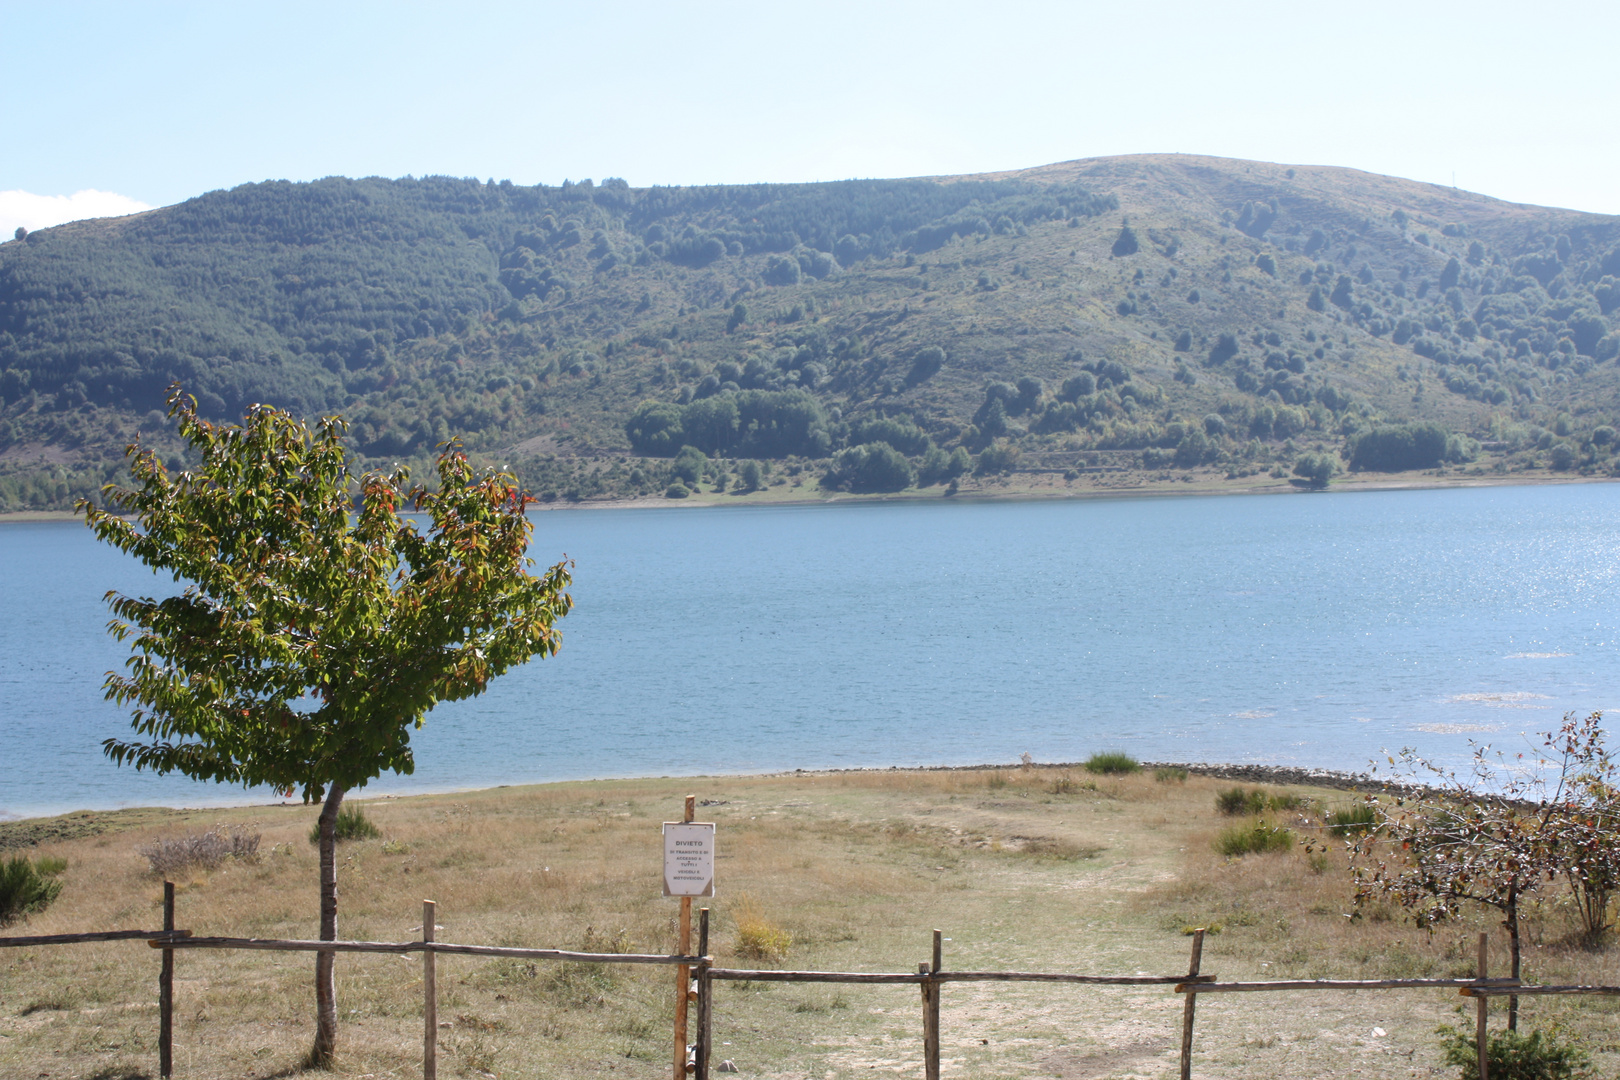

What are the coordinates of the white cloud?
(0, 189, 156, 237)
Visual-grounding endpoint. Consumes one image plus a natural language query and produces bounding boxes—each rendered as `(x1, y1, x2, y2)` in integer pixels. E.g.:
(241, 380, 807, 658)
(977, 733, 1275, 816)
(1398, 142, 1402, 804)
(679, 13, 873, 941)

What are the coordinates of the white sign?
(663, 822, 716, 897)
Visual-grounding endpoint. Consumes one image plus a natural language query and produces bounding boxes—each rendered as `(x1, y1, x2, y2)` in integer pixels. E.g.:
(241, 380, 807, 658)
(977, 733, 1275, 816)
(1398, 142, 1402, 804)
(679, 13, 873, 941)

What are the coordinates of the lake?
(2, 482, 1616, 819)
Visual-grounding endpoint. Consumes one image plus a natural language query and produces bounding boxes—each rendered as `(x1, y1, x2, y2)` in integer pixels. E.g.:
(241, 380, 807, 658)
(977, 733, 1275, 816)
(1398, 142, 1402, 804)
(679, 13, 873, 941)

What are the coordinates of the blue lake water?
(2, 483, 1617, 819)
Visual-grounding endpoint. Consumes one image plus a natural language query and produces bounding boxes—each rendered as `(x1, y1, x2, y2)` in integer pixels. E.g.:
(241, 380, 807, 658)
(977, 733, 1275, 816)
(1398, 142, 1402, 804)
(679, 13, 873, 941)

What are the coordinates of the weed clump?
(1017, 837, 1104, 860)
(308, 805, 382, 844)
(141, 826, 260, 875)
(1047, 772, 1096, 795)
(1326, 802, 1378, 836)
(1216, 787, 1267, 815)
(1437, 1024, 1593, 1080)
(1215, 787, 1304, 815)
(1215, 820, 1294, 856)
(1083, 751, 1140, 775)
(0, 855, 65, 925)
(733, 893, 793, 962)
(1154, 767, 1189, 783)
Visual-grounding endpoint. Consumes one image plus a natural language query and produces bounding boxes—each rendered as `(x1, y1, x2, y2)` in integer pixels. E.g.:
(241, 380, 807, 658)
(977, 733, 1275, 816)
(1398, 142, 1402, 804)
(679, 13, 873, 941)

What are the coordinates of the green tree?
(672, 445, 708, 486)
(79, 388, 573, 1065)
(1292, 452, 1338, 489)
(737, 459, 763, 492)
(1440, 257, 1461, 290)
(823, 441, 914, 492)
(1111, 225, 1139, 257)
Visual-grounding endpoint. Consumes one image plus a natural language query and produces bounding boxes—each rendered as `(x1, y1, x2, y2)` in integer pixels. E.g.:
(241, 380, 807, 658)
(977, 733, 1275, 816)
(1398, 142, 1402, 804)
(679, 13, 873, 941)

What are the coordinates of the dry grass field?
(3, 767, 1618, 1080)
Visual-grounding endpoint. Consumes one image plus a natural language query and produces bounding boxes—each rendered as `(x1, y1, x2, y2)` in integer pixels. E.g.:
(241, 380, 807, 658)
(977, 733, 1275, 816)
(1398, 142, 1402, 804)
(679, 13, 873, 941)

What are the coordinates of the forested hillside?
(2, 154, 1618, 509)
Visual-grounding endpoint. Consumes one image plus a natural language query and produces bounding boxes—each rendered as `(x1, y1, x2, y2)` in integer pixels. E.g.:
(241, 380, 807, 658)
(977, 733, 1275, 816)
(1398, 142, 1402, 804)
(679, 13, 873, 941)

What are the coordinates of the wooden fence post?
(160, 881, 174, 1079)
(1476, 932, 1488, 1080)
(695, 907, 711, 1080)
(1179, 928, 1205, 1080)
(423, 900, 437, 1080)
(675, 794, 695, 1080)
(923, 930, 941, 1080)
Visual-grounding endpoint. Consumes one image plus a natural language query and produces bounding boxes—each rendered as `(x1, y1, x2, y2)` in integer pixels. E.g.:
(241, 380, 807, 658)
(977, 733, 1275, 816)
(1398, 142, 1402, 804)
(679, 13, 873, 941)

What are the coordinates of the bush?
(1349, 423, 1451, 472)
(1326, 802, 1378, 836)
(1154, 767, 1189, 783)
(665, 482, 690, 498)
(823, 442, 914, 493)
(0, 856, 65, 925)
(733, 893, 793, 962)
(1215, 820, 1294, 856)
(974, 441, 1021, 475)
(310, 805, 382, 844)
(1437, 1025, 1593, 1080)
(141, 826, 261, 875)
(1083, 751, 1141, 775)
(1216, 787, 1268, 816)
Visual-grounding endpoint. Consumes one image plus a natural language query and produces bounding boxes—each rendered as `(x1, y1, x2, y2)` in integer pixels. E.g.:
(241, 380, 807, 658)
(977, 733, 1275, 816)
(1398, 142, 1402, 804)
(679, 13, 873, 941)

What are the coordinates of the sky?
(3, 0, 1617, 235)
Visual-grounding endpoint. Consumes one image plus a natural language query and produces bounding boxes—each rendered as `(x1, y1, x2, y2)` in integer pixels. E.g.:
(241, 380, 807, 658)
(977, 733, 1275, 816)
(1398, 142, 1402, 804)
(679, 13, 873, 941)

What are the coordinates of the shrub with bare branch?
(1342, 711, 1615, 1031)
(140, 826, 261, 875)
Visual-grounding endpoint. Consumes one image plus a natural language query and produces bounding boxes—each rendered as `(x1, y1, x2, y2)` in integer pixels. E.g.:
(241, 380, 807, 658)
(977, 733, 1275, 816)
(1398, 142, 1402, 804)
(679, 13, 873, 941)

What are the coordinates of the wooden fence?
(6, 891, 1619, 1080)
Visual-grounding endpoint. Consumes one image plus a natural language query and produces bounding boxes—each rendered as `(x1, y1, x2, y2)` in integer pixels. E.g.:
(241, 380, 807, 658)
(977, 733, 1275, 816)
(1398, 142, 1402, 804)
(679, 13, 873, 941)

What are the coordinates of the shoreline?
(3, 471, 1613, 523)
(0, 759, 1399, 832)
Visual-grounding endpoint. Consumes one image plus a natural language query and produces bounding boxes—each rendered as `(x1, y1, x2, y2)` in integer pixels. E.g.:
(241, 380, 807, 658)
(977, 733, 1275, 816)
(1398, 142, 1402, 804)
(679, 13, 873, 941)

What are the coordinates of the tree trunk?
(309, 785, 345, 1068)
(1506, 889, 1520, 1032)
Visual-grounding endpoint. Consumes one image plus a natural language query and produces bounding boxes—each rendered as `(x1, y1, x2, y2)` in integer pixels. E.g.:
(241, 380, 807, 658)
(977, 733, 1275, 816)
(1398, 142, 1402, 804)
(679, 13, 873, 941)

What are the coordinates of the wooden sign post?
(665, 796, 716, 1079)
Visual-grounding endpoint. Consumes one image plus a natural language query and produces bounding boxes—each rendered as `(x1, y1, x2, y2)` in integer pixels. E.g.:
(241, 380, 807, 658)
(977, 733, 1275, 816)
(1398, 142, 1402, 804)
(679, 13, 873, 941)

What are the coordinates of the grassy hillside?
(2, 155, 1618, 509)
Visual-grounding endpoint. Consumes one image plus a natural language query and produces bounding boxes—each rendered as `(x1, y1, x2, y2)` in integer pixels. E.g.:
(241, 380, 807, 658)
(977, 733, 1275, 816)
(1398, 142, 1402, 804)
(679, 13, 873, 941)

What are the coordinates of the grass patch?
(1083, 751, 1141, 775)
(1015, 836, 1106, 860)
(1326, 802, 1379, 836)
(0, 855, 65, 925)
(1215, 787, 1305, 815)
(308, 804, 382, 844)
(1154, 767, 1189, 783)
(1046, 772, 1096, 795)
(733, 892, 793, 962)
(1215, 819, 1295, 857)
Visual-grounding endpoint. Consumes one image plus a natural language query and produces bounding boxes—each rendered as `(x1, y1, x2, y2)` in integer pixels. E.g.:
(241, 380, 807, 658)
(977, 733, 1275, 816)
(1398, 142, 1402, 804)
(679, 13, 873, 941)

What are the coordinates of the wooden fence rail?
(0, 928, 191, 947)
(151, 936, 699, 964)
(6, 899, 1614, 1080)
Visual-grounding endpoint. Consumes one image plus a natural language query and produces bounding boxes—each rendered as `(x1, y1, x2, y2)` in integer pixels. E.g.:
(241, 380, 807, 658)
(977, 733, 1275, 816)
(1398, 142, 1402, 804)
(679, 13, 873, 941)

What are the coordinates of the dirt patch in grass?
(1, 770, 1617, 1079)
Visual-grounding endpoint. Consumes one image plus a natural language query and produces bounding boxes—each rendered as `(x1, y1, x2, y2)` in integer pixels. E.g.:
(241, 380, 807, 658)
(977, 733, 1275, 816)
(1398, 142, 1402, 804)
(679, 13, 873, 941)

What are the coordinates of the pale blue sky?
(3, 0, 1617, 232)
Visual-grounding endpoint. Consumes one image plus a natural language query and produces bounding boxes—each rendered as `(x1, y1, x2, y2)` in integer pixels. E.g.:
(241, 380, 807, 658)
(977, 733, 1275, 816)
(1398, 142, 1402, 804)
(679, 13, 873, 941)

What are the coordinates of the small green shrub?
(1216, 787, 1267, 816)
(1326, 802, 1378, 836)
(1267, 792, 1306, 811)
(0, 856, 65, 925)
(1216, 820, 1294, 857)
(1437, 1024, 1593, 1080)
(33, 856, 67, 877)
(309, 805, 382, 844)
(1083, 751, 1141, 775)
(1154, 767, 1189, 783)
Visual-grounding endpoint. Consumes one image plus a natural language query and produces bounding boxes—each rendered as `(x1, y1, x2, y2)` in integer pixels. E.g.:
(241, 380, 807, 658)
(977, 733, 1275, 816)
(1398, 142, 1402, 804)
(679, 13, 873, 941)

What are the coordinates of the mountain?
(2, 154, 1617, 509)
